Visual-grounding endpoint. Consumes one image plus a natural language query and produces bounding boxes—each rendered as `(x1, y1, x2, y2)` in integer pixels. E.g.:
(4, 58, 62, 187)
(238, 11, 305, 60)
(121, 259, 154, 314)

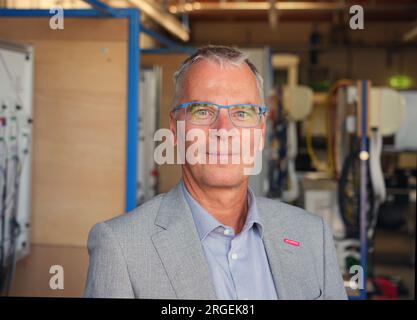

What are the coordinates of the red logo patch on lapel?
(284, 238, 300, 247)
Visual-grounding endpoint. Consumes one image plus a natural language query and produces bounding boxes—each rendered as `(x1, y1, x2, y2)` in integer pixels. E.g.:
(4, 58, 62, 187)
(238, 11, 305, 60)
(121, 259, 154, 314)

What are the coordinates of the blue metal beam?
(0, 8, 102, 17)
(359, 79, 369, 300)
(83, 0, 116, 16)
(126, 8, 140, 212)
(141, 26, 184, 50)
(0, 6, 134, 19)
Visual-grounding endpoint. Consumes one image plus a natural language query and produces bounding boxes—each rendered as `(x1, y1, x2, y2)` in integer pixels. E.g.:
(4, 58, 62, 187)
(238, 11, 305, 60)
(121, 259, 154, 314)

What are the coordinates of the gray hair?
(172, 45, 265, 107)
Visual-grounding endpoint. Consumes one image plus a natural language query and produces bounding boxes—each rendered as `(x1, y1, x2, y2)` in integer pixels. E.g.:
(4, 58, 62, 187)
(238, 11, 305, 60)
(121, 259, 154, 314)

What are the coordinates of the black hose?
(338, 145, 375, 239)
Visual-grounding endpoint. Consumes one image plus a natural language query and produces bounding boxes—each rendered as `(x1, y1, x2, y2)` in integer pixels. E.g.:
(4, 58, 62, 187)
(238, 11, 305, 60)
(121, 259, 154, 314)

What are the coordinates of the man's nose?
(209, 109, 239, 142)
(211, 108, 235, 131)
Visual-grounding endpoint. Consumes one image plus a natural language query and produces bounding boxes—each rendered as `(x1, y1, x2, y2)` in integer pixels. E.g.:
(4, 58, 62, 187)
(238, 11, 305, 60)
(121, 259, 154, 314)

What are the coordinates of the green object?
(346, 256, 359, 271)
(389, 75, 412, 90)
(309, 80, 331, 92)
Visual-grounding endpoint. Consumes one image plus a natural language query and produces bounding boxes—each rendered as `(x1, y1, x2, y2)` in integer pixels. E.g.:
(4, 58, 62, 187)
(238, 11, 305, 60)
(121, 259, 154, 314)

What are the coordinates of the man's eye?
(232, 108, 256, 120)
(192, 108, 214, 117)
(236, 111, 248, 118)
(197, 109, 209, 116)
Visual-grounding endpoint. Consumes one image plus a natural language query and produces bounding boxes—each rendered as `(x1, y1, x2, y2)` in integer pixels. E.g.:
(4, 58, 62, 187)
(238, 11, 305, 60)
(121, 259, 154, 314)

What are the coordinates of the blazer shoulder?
(256, 196, 323, 227)
(93, 192, 166, 236)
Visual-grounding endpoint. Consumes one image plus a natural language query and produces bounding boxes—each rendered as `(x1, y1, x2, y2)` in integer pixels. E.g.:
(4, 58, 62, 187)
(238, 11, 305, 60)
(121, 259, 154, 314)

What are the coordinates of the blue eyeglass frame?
(172, 101, 268, 127)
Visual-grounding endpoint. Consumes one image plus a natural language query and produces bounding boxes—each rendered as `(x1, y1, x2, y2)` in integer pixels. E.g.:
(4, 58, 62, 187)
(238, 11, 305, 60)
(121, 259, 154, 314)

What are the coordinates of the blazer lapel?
(151, 182, 217, 300)
(257, 198, 307, 300)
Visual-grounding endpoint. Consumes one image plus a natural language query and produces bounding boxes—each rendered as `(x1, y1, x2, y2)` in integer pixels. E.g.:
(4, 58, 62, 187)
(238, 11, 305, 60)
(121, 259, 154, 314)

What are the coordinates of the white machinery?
(266, 54, 315, 203)
(241, 47, 273, 197)
(341, 86, 405, 237)
(281, 85, 313, 202)
(0, 40, 34, 295)
(330, 84, 405, 282)
(394, 91, 417, 151)
(137, 66, 160, 205)
(303, 82, 406, 297)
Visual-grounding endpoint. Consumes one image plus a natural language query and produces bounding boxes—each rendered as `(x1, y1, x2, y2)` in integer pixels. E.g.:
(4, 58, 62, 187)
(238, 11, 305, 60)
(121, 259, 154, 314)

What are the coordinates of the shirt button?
(224, 228, 231, 236)
(231, 253, 238, 260)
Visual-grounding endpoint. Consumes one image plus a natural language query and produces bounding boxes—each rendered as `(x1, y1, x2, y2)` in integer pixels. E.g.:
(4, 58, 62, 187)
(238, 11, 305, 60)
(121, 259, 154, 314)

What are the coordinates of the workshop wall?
(0, 17, 129, 297)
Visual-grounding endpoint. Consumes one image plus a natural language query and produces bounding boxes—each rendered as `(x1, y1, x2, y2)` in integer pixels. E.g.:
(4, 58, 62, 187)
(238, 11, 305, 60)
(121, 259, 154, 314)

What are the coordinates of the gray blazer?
(84, 181, 348, 300)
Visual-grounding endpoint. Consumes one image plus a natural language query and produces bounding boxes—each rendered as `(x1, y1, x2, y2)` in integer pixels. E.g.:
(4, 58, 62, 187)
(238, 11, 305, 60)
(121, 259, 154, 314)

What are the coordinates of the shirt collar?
(181, 179, 263, 241)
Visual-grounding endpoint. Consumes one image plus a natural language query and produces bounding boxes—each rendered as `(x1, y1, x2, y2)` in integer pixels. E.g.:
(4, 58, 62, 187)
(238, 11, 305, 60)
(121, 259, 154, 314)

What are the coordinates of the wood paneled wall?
(0, 17, 128, 296)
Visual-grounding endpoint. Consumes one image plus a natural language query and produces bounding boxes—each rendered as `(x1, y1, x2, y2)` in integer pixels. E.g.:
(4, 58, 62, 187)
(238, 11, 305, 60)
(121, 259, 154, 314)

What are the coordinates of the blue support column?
(359, 79, 369, 300)
(125, 8, 140, 212)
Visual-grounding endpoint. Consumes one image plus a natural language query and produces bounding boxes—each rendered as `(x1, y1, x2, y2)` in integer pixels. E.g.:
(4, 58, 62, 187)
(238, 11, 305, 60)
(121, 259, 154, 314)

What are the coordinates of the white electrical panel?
(0, 39, 34, 280)
(395, 91, 417, 151)
(137, 66, 160, 205)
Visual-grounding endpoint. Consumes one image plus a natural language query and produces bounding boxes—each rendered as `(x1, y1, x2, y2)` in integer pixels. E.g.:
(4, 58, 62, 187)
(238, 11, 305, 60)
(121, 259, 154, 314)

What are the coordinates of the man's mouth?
(206, 152, 240, 156)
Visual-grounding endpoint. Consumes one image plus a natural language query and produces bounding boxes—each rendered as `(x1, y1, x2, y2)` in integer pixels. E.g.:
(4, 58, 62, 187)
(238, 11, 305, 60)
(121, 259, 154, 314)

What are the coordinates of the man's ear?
(169, 111, 177, 146)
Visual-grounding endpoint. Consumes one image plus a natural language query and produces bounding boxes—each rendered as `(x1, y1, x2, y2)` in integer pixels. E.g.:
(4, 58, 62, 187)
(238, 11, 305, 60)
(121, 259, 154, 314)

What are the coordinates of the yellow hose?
(306, 79, 353, 176)
(306, 114, 329, 172)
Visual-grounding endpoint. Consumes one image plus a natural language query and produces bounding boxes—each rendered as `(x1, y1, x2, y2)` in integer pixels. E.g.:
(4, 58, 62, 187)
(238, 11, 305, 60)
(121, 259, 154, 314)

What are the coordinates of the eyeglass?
(172, 101, 267, 128)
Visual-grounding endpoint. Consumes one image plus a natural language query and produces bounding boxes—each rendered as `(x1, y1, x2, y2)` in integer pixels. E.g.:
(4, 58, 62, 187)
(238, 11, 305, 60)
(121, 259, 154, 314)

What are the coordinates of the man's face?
(170, 59, 266, 189)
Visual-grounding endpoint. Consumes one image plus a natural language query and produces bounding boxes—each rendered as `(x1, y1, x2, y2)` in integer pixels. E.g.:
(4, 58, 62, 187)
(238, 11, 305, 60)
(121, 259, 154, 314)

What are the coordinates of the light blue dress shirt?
(181, 180, 278, 300)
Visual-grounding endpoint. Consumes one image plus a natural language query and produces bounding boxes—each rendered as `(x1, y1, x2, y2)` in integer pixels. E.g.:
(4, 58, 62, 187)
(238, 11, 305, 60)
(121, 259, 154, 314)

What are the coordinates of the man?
(84, 45, 347, 300)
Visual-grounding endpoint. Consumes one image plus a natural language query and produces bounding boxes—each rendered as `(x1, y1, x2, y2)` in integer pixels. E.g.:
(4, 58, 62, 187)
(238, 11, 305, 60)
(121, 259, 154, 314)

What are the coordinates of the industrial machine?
(0, 40, 34, 295)
(304, 80, 407, 299)
(137, 66, 161, 205)
(268, 84, 313, 202)
(267, 53, 314, 203)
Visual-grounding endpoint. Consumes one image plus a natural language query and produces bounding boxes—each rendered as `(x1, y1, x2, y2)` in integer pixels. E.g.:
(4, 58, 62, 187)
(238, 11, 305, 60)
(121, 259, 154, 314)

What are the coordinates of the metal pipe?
(403, 23, 417, 42)
(169, 1, 417, 14)
(358, 79, 370, 300)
